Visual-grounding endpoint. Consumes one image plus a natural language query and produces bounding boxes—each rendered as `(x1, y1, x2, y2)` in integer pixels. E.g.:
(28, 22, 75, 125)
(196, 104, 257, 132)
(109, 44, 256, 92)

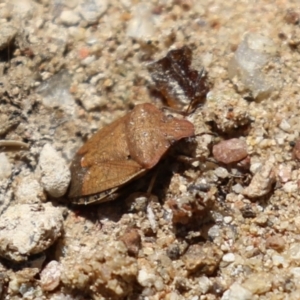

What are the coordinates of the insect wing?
(68, 114, 144, 199)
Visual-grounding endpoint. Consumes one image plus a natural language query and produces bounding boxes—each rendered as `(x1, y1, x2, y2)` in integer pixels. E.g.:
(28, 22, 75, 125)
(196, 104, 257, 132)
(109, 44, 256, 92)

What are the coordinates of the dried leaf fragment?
(147, 46, 209, 108)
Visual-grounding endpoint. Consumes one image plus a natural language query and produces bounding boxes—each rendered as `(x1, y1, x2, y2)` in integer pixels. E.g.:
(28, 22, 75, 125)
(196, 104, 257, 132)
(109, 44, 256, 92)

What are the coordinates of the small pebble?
(40, 260, 61, 291)
(242, 273, 272, 294)
(166, 244, 181, 260)
(208, 225, 221, 240)
(198, 276, 212, 294)
(137, 269, 157, 287)
(214, 167, 229, 178)
(279, 119, 291, 132)
(127, 3, 155, 39)
(277, 164, 292, 183)
(232, 183, 244, 194)
(119, 228, 141, 256)
(223, 216, 233, 224)
(243, 159, 276, 198)
(288, 243, 300, 261)
(250, 162, 262, 174)
(254, 215, 268, 226)
(283, 181, 298, 193)
(79, 0, 108, 24)
(79, 84, 107, 111)
(0, 153, 12, 180)
(60, 10, 81, 26)
(272, 255, 286, 267)
(222, 253, 235, 263)
(80, 55, 96, 66)
(266, 235, 285, 251)
(221, 282, 253, 300)
(182, 243, 222, 275)
(14, 174, 46, 203)
(37, 71, 75, 113)
(38, 144, 71, 198)
(213, 138, 248, 164)
(147, 204, 157, 233)
(228, 33, 276, 99)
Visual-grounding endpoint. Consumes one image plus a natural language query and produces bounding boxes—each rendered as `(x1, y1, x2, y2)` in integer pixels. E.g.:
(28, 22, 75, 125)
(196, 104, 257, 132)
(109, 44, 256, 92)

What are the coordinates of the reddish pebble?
(265, 235, 285, 252)
(182, 243, 222, 275)
(166, 198, 209, 225)
(166, 199, 191, 225)
(237, 155, 251, 170)
(284, 9, 299, 25)
(213, 138, 248, 164)
(120, 228, 141, 256)
(292, 139, 300, 161)
(79, 47, 90, 59)
(40, 260, 61, 291)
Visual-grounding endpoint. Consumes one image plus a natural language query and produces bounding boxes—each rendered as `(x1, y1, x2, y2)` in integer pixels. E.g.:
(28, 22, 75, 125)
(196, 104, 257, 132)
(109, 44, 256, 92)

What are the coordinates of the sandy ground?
(1, 0, 300, 299)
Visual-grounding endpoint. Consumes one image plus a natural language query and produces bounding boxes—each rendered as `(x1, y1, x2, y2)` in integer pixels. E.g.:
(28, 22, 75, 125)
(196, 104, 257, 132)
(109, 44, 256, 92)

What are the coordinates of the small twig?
(0, 140, 29, 150)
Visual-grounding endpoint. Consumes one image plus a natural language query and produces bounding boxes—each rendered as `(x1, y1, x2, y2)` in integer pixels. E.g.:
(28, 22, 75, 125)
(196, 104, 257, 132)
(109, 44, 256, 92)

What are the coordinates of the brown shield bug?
(68, 103, 195, 204)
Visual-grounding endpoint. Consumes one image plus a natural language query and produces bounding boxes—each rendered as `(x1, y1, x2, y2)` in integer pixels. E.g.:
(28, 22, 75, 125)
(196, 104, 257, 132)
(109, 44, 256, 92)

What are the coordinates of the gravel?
(1, 0, 300, 299)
